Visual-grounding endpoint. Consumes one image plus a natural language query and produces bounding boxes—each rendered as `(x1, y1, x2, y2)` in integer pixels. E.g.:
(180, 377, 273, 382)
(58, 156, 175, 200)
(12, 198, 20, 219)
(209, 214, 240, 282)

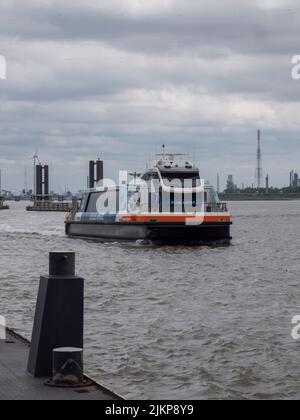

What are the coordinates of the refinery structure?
(222, 130, 299, 197)
(225, 129, 267, 193)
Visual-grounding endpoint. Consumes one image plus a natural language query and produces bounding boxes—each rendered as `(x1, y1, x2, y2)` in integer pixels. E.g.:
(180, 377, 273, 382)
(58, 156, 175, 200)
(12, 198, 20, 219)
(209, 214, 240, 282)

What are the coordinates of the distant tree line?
(222, 186, 300, 196)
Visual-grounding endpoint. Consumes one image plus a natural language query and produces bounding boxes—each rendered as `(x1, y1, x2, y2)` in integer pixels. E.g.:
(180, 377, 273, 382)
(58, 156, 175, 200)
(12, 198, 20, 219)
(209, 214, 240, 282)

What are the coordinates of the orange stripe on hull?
(120, 215, 232, 223)
(203, 215, 232, 223)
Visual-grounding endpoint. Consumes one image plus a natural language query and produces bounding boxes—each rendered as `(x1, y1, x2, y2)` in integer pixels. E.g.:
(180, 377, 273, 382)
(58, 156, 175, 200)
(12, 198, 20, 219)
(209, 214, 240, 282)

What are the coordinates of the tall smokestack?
(36, 165, 43, 196)
(89, 161, 95, 189)
(44, 165, 49, 196)
(89, 159, 104, 189)
(255, 130, 263, 189)
(96, 158, 104, 186)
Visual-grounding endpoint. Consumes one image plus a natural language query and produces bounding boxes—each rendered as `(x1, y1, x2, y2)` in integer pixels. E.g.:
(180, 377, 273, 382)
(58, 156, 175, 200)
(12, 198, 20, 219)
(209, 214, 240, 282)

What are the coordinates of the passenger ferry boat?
(65, 153, 232, 244)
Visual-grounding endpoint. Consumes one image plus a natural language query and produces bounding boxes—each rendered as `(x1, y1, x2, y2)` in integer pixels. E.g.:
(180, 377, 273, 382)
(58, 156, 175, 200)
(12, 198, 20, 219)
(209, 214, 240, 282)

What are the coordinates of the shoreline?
(219, 195, 300, 201)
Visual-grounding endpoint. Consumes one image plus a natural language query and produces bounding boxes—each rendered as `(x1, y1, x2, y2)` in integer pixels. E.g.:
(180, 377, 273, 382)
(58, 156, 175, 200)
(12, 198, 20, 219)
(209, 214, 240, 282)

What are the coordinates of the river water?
(0, 201, 300, 400)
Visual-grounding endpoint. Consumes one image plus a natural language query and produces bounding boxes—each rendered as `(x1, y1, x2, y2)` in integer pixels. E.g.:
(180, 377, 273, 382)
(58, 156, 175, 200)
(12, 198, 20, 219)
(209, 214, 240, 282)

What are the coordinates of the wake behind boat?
(65, 152, 232, 244)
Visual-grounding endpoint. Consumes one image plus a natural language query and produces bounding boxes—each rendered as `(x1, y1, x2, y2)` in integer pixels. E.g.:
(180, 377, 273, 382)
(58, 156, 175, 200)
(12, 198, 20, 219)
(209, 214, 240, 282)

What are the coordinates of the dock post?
(50, 347, 84, 387)
(27, 252, 84, 378)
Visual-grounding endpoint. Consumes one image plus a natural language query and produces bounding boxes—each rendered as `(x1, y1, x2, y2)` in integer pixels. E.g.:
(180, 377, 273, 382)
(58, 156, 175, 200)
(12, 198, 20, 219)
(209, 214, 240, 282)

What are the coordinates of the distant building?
(226, 175, 237, 192)
(290, 170, 300, 189)
(265, 175, 269, 194)
(290, 171, 294, 188)
(293, 173, 299, 189)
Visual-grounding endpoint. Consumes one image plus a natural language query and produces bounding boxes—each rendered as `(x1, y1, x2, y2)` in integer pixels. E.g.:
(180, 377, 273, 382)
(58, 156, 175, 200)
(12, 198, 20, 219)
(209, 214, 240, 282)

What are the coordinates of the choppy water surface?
(1, 201, 300, 399)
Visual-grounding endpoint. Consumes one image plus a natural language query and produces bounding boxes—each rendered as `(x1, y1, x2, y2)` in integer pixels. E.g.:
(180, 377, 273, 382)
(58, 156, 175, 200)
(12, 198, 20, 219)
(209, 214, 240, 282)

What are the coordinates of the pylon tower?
(255, 130, 263, 189)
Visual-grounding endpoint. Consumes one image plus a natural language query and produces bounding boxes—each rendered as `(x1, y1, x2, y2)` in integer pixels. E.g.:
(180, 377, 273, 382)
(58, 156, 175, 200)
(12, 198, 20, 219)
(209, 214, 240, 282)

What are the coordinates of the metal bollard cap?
(49, 252, 75, 276)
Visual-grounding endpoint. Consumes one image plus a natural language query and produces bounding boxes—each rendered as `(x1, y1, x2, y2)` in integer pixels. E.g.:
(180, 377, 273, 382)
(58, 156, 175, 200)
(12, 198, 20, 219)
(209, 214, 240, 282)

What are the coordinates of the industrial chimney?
(255, 130, 263, 189)
(88, 159, 104, 189)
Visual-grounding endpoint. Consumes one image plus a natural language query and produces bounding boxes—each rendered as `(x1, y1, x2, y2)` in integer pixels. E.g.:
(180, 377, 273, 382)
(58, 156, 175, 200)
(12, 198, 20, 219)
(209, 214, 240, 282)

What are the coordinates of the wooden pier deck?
(0, 330, 123, 401)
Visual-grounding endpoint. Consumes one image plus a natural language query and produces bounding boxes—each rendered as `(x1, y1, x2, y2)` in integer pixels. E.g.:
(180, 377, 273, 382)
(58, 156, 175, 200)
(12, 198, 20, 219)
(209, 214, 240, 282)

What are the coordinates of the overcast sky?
(1, 0, 300, 192)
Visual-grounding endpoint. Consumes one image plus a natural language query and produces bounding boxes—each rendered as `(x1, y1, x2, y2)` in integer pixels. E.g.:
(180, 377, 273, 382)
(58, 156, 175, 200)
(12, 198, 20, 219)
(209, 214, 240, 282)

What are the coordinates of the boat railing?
(205, 203, 228, 212)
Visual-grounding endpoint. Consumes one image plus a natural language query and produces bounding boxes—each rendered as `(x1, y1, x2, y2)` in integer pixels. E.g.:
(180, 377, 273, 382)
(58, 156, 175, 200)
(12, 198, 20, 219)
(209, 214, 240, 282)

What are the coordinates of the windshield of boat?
(160, 171, 200, 186)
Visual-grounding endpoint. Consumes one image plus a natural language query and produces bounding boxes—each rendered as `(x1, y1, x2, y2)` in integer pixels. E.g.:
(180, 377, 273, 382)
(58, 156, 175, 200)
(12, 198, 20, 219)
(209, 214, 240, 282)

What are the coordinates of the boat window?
(161, 172, 199, 180)
(142, 172, 160, 181)
(86, 191, 119, 213)
(161, 172, 200, 186)
(86, 192, 103, 212)
(79, 195, 89, 212)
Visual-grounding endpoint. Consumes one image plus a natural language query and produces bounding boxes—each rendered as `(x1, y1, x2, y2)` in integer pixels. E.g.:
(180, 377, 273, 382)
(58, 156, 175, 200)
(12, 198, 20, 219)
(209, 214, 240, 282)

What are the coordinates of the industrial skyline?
(223, 130, 300, 192)
(1, 134, 299, 197)
(0, 127, 299, 195)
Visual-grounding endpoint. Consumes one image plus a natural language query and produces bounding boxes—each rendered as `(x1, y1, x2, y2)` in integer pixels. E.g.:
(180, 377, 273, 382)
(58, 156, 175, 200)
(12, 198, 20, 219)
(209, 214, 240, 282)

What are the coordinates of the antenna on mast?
(255, 130, 263, 189)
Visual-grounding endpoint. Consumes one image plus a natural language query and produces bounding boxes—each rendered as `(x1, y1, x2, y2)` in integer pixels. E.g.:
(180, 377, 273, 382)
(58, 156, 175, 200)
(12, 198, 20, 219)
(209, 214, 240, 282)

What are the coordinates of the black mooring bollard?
(51, 347, 84, 387)
(49, 252, 75, 277)
(27, 252, 84, 378)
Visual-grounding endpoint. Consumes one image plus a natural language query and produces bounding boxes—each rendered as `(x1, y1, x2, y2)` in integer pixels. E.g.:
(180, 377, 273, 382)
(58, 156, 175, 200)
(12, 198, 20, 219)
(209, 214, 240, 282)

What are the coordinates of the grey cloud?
(0, 0, 300, 191)
(1, 1, 300, 56)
